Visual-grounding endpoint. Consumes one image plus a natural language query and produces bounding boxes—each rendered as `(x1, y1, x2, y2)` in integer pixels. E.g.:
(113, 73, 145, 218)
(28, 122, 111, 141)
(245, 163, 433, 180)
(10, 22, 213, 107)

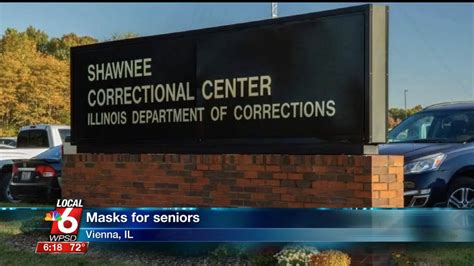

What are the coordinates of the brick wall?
(62, 154, 404, 208)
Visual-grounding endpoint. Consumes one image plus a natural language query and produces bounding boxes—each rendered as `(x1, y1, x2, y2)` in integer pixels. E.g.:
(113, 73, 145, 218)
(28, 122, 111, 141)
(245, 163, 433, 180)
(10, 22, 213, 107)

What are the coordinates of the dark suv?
(379, 102, 474, 208)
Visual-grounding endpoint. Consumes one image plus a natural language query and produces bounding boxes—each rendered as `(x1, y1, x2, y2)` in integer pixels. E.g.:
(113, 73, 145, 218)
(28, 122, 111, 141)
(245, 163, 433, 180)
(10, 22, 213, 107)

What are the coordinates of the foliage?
(0, 221, 23, 235)
(309, 250, 351, 266)
(0, 28, 70, 135)
(19, 216, 49, 235)
(250, 254, 278, 266)
(273, 244, 320, 266)
(0, 26, 138, 136)
(391, 244, 474, 266)
(208, 243, 249, 260)
(25, 26, 49, 53)
(245, 244, 281, 266)
(388, 105, 423, 128)
(45, 33, 97, 61)
(107, 32, 140, 41)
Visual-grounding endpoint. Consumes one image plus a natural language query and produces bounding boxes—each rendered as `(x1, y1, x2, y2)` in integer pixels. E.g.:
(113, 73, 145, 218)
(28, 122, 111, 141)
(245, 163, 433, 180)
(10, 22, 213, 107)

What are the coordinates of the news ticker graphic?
(35, 242, 89, 254)
(1, 203, 473, 244)
(75, 208, 474, 242)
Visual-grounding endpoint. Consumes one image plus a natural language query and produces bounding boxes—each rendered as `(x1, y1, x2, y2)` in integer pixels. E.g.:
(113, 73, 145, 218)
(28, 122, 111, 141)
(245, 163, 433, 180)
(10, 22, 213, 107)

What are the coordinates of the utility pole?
(271, 3, 278, 18)
(404, 89, 408, 119)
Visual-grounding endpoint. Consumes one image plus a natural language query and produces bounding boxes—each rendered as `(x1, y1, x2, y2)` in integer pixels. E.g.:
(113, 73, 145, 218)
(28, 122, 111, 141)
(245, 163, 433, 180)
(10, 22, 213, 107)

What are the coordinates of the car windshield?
(16, 129, 49, 148)
(388, 109, 474, 143)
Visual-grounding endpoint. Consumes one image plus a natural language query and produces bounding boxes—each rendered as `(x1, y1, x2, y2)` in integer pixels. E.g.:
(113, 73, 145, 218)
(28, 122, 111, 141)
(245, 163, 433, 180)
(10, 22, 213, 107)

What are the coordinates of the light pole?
(404, 89, 408, 118)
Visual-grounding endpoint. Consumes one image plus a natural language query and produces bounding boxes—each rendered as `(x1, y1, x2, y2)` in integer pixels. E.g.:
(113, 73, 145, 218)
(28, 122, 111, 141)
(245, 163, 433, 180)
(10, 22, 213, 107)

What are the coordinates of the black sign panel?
(71, 5, 387, 154)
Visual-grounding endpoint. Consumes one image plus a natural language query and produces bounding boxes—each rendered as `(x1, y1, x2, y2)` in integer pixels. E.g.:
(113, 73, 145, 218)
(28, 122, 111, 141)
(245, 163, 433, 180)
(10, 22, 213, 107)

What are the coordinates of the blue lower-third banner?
(68, 208, 474, 242)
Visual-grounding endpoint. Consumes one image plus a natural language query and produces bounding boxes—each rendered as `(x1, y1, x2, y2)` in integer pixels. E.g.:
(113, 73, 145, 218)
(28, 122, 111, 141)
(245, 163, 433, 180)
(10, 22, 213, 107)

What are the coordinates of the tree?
(45, 33, 97, 61)
(0, 27, 135, 136)
(407, 104, 423, 116)
(0, 28, 70, 136)
(0, 28, 37, 57)
(107, 32, 139, 41)
(25, 26, 49, 53)
(1, 26, 97, 61)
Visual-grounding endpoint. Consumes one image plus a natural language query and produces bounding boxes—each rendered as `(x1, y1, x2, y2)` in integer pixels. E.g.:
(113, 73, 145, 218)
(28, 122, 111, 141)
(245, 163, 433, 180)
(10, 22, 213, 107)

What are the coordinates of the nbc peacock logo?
(45, 211, 62, 222)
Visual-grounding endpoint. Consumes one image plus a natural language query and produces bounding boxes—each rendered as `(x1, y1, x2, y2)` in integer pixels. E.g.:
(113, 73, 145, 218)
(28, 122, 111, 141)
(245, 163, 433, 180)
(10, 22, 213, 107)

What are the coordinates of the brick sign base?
(62, 154, 404, 208)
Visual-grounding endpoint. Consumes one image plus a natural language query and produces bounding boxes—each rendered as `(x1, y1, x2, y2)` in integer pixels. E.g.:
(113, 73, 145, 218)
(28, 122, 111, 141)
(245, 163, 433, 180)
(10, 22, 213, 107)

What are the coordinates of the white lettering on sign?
(84, 62, 338, 128)
(130, 108, 205, 124)
(87, 82, 195, 107)
(233, 100, 336, 121)
(201, 75, 272, 100)
(88, 58, 152, 82)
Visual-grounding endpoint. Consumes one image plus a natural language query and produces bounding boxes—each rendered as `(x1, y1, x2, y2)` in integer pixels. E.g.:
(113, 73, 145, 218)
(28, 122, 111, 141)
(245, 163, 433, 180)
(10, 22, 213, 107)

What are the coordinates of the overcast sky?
(0, 3, 472, 108)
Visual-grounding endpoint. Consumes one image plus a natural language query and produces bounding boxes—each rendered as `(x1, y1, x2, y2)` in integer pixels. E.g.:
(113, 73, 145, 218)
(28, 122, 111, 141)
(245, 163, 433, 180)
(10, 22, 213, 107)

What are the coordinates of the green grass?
(0, 220, 23, 235)
(392, 244, 474, 266)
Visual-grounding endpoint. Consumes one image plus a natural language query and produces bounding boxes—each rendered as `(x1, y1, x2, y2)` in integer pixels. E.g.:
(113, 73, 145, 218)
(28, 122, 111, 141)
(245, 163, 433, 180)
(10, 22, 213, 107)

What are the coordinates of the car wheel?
(447, 177, 474, 208)
(0, 173, 22, 203)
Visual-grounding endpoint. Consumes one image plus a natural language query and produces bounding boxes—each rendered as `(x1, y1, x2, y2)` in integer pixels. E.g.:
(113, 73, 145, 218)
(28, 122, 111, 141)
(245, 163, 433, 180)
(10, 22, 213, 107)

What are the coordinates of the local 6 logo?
(45, 199, 84, 241)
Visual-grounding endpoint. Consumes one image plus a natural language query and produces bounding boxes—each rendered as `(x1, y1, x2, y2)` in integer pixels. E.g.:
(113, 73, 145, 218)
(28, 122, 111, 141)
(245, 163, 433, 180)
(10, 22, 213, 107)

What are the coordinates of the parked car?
(379, 101, 474, 208)
(0, 124, 69, 202)
(0, 144, 15, 149)
(9, 145, 62, 202)
(0, 137, 17, 148)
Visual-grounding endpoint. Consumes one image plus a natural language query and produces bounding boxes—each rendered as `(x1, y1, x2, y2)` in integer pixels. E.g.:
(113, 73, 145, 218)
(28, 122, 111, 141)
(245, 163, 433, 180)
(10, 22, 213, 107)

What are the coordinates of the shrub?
(309, 250, 351, 266)
(273, 244, 320, 266)
(208, 243, 249, 260)
(250, 254, 278, 266)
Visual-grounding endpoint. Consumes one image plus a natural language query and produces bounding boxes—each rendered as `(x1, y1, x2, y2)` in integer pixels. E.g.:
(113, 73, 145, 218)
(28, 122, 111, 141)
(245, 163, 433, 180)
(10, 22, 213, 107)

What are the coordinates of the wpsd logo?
(45, 199, 84, 241)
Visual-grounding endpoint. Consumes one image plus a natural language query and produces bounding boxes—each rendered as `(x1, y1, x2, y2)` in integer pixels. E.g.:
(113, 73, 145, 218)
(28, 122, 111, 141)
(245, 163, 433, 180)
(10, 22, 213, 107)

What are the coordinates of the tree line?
(0, 26, 137, 136)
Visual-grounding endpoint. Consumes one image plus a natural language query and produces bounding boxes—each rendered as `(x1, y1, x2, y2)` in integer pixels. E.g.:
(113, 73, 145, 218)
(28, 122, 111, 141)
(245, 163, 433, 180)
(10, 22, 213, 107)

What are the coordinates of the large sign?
(71, 4, 388, 154)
